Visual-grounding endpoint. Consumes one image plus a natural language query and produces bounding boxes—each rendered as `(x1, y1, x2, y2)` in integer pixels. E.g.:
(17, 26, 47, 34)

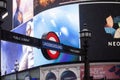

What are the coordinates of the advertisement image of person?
(19, 21, 34, 71)
(114, 22, 120, 38)
(13, 0, 23, 28)
(39, 0, 55, 7)
(104, 15, 116, 37)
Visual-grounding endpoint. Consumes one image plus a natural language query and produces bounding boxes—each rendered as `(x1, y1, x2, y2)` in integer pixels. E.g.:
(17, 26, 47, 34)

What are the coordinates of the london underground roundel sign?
(41, 32, 60, 60)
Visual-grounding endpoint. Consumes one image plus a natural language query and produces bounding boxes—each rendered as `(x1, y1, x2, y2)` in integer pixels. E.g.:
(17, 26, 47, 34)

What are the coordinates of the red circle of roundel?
(41, 32, 60, 60)
(46, 32, 60, 59)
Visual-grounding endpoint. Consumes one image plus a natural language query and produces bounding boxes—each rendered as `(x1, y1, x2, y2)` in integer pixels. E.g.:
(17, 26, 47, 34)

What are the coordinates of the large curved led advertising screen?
(1, 1, 80, 75)
(1, 0, 120, 76)
(79, 2, 120, 61)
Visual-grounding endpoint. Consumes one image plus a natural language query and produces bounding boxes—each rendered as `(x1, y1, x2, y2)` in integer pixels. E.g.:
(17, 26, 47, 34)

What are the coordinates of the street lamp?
(80, 24, 92, 80)
(14, 60, 19, 72)
(0, 0, 8, 20)
(14, 60, 19, 80)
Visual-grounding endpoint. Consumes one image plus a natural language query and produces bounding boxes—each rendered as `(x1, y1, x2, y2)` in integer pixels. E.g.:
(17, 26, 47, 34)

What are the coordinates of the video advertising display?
(34, 0, 84, 15)
(33, 4, 80, 67)
(12, 0, 33, 29)
(1, 3, 80, 75)
(2, 0, 120, 76)
(79, 2, 120, 61)
(80, 63, 120, 79)
(1, 19, 33, 75)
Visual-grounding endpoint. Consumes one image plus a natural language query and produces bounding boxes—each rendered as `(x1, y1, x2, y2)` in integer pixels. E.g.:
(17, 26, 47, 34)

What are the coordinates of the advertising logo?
(41, 32, 60, 60)
(104, 15, 120, 47)
(104, 15, 120, 39)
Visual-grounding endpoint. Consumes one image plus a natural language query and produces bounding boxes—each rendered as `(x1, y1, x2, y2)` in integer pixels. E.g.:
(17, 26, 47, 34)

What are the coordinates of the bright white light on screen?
(2, 12, 8, 19)
(61, 26, 68, 36)
(51, 19, 56, 27)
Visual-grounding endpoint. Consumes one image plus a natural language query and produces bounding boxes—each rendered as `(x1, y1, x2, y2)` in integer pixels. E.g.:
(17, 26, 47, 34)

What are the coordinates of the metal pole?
(14, 60, 19, 80)
(16, 71, 18, 80)
(83, 40, 90, 80)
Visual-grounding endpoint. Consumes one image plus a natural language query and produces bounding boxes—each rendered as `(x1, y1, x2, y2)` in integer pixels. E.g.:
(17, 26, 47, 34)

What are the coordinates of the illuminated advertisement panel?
(40, 63, 120, 80)
(12, 0, 33, 29)
(1, 19, 33, 75)
(79, 2, 120, 61)
(33, 4, 80, 67)
(34, 0, 83, 15)
(1, 4, 80, 75)
(2, 1, 120, 76)
(80, 63, 120, 79)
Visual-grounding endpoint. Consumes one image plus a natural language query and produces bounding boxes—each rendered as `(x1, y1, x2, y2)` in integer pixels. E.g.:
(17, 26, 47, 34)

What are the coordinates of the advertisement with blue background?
(1, 4, 80, 75)
(33, 4, 80, 67)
